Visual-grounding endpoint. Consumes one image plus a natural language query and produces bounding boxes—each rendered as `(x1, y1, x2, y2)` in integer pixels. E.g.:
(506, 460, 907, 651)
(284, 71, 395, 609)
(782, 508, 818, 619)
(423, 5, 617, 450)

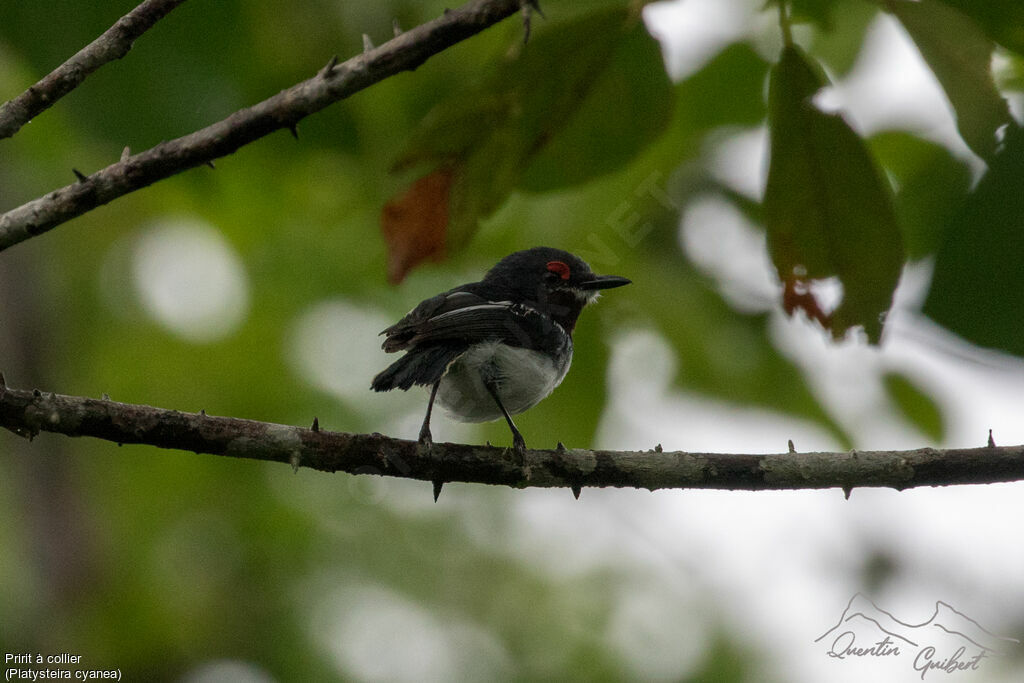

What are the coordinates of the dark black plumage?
(371, 247, 630, 459)
(370, 343, 465, 391)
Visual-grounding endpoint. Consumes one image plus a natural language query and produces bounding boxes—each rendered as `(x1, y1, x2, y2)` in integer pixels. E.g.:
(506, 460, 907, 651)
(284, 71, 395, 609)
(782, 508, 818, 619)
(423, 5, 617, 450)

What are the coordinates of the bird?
(371, 247, 631, 462)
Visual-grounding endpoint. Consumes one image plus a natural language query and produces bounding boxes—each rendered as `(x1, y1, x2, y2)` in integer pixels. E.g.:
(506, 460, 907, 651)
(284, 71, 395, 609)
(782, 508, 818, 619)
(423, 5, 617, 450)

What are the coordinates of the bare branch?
(0, 0, 523, 254)
(0, 0, 189, 139)
(2, 380, 1023, 494)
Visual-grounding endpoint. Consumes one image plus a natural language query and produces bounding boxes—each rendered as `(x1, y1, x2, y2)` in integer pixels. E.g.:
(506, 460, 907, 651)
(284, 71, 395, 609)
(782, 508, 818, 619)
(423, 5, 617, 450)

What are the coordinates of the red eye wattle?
(546, 260, 571, 280)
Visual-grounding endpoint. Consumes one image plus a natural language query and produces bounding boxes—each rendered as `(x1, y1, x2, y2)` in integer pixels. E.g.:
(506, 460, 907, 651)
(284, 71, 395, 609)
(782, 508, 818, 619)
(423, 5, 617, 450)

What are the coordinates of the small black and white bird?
(371, 247, 630, 455)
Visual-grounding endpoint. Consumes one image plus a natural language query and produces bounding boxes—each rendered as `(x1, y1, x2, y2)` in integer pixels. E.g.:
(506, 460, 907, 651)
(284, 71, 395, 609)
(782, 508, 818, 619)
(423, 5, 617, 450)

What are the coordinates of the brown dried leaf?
(380, 168, 454, 284)
(782, 277, 833, 333)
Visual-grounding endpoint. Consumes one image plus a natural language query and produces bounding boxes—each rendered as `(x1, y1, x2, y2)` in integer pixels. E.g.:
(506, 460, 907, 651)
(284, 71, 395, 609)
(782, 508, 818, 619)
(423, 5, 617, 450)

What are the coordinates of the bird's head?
(483, 247, 631, 331)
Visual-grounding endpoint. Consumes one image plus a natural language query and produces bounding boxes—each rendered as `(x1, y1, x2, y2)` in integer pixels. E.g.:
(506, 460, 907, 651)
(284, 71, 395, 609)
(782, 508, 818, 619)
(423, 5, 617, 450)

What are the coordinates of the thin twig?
(0, 0, 189, 139)
(777, 0, 794, 47)
(1, 381, 1022, 494)
(0, 0, 522, 254)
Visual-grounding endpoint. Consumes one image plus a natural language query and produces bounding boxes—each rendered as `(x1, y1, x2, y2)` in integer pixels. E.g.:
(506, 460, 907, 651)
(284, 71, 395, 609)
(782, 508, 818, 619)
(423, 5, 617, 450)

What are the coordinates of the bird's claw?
(520, 0, 544, 44)
(419, 429, 442, 500)
(512, 433, 527, 465)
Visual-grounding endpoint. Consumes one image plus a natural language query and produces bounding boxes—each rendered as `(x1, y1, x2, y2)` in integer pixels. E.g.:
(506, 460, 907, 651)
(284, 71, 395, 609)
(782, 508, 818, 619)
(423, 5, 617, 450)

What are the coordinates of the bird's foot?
(520, 1, 544, 44)
(511, 432, 527, 466)
(417, 426, 433, 450)
(417, 428, 444, 501)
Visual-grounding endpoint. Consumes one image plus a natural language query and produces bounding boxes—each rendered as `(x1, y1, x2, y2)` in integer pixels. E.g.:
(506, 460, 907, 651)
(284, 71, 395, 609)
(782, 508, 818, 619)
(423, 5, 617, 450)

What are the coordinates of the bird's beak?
(578, 274, 632, 290)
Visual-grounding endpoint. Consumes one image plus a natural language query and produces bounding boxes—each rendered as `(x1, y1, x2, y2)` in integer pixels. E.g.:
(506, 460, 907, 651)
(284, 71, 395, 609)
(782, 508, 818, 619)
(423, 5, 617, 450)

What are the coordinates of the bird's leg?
(520, 0, 544, 44)
(420, 381, 444, 502)
(419, 380, 440, 447)
(482, 376, 527, 461)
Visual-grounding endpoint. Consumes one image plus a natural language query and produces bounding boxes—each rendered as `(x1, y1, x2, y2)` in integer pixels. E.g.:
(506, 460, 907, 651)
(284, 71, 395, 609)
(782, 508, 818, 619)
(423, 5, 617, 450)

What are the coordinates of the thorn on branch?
(433, 479, 444, 502)
(205, 160, 216, 170)
(571, 483, 582, 500)
(288, 124, 299, 140)
(120, 146, 131, 162)
(311, 417, 320, 432)
(556, 441, 566, 452)
(101, 393, 110, 401)
(290, 451, 301, 473)
(72, 168, 88, 182)
(988, 429, 996, 448)
(362, 34, 374, 52)
(843, 486, 853, 500)
(320, 54, 339, 79)
(788, 439, 796, 453)
(392, 18, 403, 37)
(199, 409, 206, 416)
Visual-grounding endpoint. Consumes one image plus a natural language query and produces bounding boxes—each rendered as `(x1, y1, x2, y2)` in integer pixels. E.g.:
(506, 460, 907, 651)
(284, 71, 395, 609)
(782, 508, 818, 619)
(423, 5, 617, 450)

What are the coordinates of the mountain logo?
(816, 593, 1019, 679)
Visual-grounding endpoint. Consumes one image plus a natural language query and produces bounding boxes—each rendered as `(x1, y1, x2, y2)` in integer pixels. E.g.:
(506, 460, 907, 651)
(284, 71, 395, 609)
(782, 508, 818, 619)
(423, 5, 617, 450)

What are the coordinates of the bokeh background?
(2, 0, 1024, 681)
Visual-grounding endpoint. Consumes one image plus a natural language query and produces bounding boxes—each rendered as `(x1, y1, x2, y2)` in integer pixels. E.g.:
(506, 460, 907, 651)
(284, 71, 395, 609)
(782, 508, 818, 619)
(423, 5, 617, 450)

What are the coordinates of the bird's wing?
(379, 289, 486, 351)
(383, 300, 563, 354)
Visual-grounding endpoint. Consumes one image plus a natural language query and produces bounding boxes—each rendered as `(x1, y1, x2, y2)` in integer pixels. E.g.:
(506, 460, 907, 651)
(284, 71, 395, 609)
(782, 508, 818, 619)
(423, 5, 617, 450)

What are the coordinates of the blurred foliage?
(882, 372, 945, 443)
(924, 125, 1024, 356)
(763, 43, 903, 342)
(1, 0, 1023, 680)
(383, 6, 673, 281)
(868, 131, 972, 260)
(887, 0, 1012, 161)
(936, 0, 1024, 55)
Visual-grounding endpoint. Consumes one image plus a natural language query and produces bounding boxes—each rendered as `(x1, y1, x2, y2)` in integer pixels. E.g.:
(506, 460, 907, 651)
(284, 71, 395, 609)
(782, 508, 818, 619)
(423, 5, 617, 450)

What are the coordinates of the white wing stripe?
(428, 301, 537, 322)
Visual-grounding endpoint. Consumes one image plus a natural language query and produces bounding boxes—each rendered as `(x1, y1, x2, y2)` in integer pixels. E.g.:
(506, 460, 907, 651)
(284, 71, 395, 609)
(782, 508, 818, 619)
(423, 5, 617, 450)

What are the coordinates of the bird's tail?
(371, 346, 464, 392)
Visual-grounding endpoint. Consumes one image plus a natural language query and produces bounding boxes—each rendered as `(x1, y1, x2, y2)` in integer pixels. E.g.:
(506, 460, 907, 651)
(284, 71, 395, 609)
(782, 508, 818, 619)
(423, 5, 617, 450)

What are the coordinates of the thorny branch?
(0, 0, 189, 139)
(2, 378, 1023, 497)
(0, 0, 524, 253)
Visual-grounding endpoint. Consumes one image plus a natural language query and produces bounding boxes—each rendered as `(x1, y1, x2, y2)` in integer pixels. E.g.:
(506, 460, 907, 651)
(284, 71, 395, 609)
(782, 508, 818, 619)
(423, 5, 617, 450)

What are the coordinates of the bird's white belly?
(436, 341, 572, 423)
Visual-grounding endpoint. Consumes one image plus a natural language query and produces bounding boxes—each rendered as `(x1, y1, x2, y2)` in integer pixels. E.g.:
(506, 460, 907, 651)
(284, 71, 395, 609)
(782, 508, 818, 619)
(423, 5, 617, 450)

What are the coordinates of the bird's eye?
(546, 260, 571, 281)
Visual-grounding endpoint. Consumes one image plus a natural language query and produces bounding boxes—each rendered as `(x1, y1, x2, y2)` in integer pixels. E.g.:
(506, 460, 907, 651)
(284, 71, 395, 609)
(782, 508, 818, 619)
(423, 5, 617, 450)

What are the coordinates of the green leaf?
(934, 0, 1024, 56)
(673, 43, 770, 131)
(868, 131, 972, 259)
(996, 51, 1024, 91)
(388, 96, 511, 173)
(519, 12, 673, 191)
(883, 372, 945, 442)
(788, 0, 880, 75)
(785, 0, 849, 29)
(889, 0, 1012, 161)
(763, 45, 904, 342)
(923, 124, 1024, 356)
